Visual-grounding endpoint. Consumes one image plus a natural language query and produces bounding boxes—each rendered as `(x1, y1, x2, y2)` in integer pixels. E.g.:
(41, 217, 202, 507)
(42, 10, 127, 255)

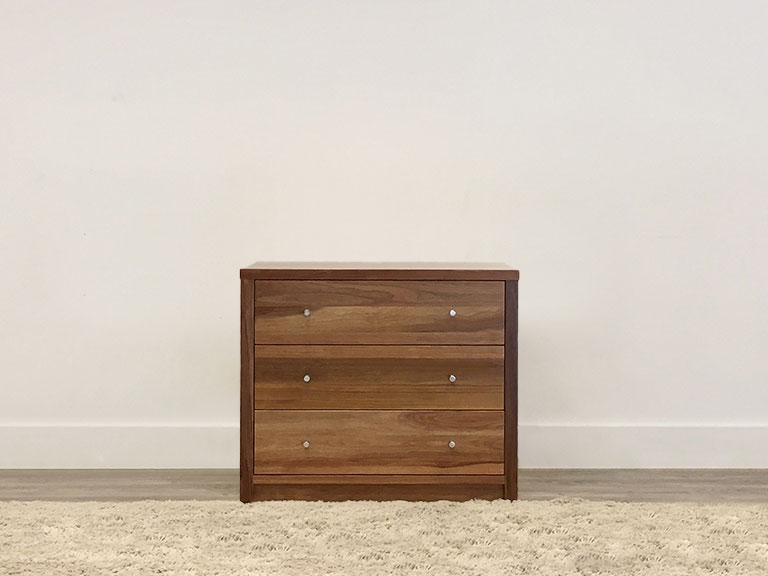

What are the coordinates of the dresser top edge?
(240, 262, 519, 281)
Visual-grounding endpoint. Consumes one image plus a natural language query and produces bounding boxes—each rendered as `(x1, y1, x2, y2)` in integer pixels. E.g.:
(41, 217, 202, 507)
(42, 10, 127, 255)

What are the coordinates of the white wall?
(1, 1, 767, 468)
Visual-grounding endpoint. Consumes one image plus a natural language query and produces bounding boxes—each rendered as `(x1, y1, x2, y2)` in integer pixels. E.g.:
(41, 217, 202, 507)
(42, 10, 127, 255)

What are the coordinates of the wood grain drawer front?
(253, 280, 504, 345)
(253, 411, 504, 475)
(254, 346, 504, 410)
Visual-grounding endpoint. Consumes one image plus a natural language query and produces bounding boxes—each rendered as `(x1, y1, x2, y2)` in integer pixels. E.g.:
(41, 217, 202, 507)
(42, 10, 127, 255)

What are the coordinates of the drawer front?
(253, 410, 504, 474)
(253, 280, 504, 345)
(254, 345, 504, 409)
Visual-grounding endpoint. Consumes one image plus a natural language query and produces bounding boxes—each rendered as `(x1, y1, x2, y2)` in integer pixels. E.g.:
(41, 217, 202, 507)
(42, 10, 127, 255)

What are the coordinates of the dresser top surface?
(240, 262, 519, 281)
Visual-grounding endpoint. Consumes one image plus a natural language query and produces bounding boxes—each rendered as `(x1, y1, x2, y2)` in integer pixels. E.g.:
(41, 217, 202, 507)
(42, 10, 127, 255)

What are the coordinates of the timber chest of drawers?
(240, 263, 519, 502)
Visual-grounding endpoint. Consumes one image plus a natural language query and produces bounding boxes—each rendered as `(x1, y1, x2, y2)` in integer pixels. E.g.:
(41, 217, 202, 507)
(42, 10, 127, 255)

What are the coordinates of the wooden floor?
(0, 470, 766, 502)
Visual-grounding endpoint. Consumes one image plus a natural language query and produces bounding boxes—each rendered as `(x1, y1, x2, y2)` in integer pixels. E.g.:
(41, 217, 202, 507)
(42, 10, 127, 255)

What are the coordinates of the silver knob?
(303, 374, 311, 383)
(449, 309, 456, 317)
(302, 441, 310, 448)
(303, 308, 311, 316)
(448, 440, 456, 449)
(449, 374, 456, 383)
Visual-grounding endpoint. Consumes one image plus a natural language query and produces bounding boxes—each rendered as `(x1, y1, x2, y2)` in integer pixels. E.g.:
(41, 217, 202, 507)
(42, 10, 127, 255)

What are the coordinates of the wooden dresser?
(240, 263, 519, 502)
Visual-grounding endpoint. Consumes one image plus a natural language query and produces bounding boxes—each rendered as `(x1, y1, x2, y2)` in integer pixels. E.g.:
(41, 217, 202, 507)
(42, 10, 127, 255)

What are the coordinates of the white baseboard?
(0, 425, 238, 469)
(1, 424, 767, 468)
(520, 424, 768, 468)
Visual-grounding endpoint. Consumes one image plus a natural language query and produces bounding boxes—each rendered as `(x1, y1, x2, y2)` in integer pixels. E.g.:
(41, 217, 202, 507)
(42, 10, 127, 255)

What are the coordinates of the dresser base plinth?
(249, 479, 505, 502)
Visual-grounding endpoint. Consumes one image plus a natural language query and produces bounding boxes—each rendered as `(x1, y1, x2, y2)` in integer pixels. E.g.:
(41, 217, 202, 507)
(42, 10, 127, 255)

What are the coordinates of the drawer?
(253, 410, 504, 474)
(254, 345, 504, 409)
(253, 280, 504, 345)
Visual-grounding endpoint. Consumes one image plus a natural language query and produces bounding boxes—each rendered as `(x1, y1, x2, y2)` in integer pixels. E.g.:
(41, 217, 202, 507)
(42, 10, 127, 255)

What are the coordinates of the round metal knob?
(449, 374, 456, 383)
(448, 440, 456, 449)
(303, 374, 311, 383)
(302, 441, 310, 449)
(449, 309, 456, 317)
(303, 308, 311, 316)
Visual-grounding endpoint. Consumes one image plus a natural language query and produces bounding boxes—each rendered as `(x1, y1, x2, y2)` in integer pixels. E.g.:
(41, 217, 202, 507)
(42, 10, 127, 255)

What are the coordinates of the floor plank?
(0, 470, 238, 501)
(520, 469, 768, 503)
(0, 469, 765, 502)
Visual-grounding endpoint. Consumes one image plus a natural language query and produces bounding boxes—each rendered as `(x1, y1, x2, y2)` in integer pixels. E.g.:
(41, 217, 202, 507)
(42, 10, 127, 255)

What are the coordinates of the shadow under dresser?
(240, 263, 519, 502)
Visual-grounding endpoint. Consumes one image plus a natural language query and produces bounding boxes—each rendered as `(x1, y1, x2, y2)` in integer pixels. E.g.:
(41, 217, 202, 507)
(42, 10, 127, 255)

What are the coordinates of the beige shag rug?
(1, 499, 767, 575)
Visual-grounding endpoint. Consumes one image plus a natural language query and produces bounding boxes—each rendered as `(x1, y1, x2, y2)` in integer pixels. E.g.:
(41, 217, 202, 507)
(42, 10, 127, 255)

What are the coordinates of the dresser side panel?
(504, 280, 519, 500)
(240, 279, 255, 502)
